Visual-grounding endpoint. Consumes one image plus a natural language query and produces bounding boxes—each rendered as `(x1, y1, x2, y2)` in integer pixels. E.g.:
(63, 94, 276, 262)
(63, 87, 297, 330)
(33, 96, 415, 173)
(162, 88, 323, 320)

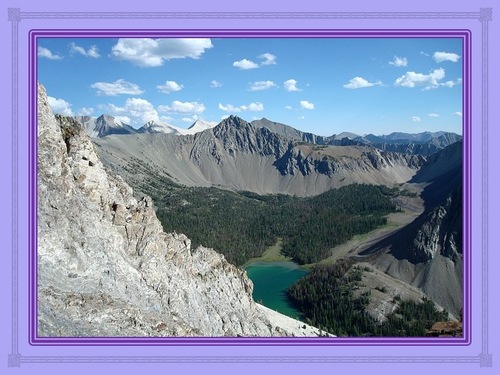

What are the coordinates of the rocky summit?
(37, 83, 320, 337)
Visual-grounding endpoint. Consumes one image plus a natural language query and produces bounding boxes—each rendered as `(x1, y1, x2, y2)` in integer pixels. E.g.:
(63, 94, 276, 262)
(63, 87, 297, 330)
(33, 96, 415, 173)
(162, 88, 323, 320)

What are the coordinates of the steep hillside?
(358, 144, 463, 318)
(37, 83, 321, 337)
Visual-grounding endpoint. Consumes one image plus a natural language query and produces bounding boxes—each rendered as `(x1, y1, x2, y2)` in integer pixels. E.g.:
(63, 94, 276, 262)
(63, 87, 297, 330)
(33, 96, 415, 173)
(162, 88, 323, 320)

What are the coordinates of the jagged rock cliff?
(37, 83, 312, 337)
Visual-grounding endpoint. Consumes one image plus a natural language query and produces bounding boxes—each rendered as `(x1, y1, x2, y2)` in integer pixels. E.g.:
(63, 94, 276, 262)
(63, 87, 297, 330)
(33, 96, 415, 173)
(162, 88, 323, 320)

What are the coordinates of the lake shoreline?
(242, 260, 306, 271)
(244, 260, 309, 320)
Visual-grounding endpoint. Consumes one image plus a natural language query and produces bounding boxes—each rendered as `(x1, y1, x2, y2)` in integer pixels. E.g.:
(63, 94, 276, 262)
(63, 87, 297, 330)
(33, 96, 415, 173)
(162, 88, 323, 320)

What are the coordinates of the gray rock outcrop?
(37, 83, 298, 337)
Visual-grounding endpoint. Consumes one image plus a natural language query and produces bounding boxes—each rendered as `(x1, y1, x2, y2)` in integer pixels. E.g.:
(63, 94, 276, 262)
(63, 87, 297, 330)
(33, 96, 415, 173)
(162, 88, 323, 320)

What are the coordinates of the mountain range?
(74, 114, 217, 137)
(93, 115, 430, 197)
(40, 83, 464, 335)
(77, 114, 461, 157)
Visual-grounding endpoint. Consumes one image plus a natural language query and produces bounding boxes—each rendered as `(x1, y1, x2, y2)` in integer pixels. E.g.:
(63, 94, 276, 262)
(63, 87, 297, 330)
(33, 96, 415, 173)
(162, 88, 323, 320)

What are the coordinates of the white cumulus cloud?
(394, 68, 446, 90)
(428, 113, 440, 117)
(218, 103, 242, 113)
(389, 56, 408, 67)
(48, 96, 73, 116)
(106, 98, 160, 125)
(38, 46, 63, 60)
(344, 77, 382, 89)
(284, 79, 301, 92)
(91, 79, 144, 96)
(157, 80, 184, 94)
(453, 112, 463, 117)
(300, 100, 315, 110)
(233, 59, 259, 70)
(69, 42, 100, 58)
(412, 116, 421, 122)
(158, 101, 206, 114)
(210, 80, 222, 88)
(234, 53, 277, 70)
(77, 107, 94, 116)
(259, 53, 277, 65)
(182, 117, 195, 123)
(111, 38, 213, 67)
(248, 102, 264, 111)
(218, 102, 264, 112)
(159, 115, 174, 123)
(433, 51, 461, 63)
(441, 78, 462, 88)
(114, 116, 132, 125)
(249, 80, 277, 91)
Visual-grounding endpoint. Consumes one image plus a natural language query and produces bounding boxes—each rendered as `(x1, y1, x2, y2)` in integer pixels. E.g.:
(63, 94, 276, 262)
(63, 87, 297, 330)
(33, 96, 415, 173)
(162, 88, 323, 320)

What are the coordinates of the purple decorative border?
(8, 8, 490, 367)
(28, 28, 471, 347)
(479, 7, 493, 368)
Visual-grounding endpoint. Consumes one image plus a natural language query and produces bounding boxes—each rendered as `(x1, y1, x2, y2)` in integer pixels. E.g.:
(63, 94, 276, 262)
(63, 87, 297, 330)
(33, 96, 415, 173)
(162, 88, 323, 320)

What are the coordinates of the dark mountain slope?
(358, 142, 463, 317)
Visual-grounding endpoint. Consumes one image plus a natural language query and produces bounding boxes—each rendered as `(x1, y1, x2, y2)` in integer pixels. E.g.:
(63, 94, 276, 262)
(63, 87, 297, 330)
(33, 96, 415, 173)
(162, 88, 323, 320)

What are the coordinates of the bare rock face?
(411, 194, 461, 263)
(37, 83, 290, 337)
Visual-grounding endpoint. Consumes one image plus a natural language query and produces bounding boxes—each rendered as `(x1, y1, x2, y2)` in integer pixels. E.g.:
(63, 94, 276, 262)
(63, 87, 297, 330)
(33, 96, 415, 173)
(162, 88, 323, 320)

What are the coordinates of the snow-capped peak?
(75, 114, 137, 138)
(138, 120, 189, 135)
(137, 119, 217, 136)
(187, 119, 217, 134)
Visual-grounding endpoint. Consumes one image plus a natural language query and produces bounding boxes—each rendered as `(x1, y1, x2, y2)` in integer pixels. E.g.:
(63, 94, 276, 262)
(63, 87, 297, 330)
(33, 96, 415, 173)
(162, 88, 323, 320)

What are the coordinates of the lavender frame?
(28, 28, 472, 347)
(6, 7, 493, 369)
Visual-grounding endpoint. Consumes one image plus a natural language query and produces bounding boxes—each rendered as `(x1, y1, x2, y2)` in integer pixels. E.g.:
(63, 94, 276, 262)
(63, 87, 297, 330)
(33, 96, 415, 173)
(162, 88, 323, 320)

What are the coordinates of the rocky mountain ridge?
(74, 114, 217, 138)
(38, 83, 321, 337)
(94, 115, 425, 197)
(73, 113, 460, 158)
(251, 118, 461, 156)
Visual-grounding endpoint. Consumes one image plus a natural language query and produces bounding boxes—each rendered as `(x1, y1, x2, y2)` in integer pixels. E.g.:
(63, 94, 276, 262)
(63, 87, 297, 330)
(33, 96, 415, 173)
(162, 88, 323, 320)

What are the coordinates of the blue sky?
(38, 37, 463, 136)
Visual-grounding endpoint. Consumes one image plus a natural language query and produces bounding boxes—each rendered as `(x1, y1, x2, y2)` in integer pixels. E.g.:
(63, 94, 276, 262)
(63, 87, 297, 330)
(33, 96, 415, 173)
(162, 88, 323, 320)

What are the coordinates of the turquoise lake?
(244, 261, 308, 320)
